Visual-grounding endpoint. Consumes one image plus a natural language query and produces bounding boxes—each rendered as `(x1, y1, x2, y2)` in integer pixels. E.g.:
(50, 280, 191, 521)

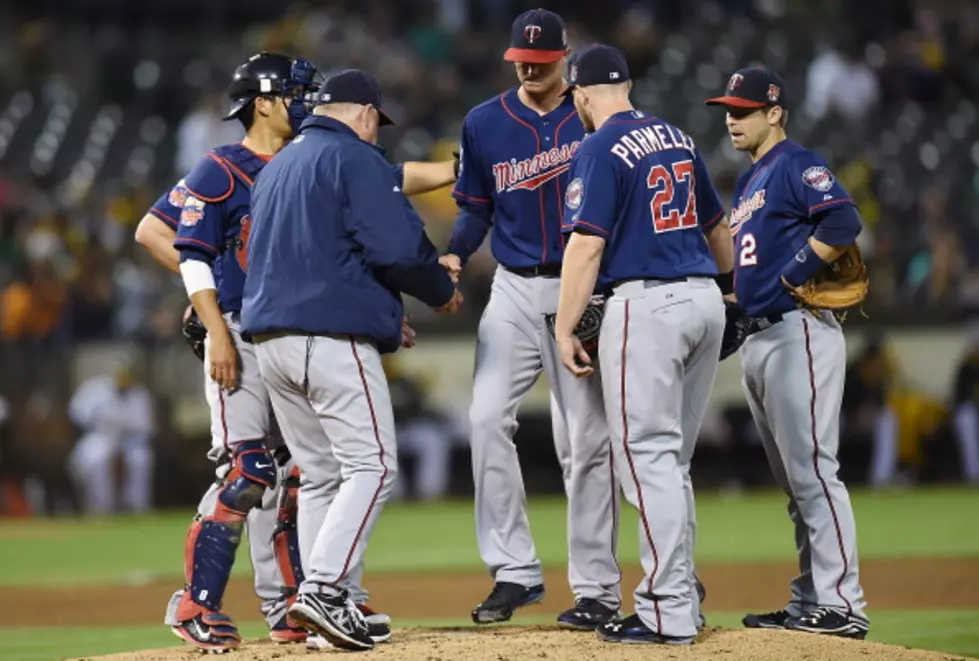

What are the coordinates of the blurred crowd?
(1, 0, 979, 515)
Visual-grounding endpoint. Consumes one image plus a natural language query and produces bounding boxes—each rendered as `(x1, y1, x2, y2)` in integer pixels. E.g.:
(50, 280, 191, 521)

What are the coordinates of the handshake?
(402, 253, 464, 348)
(435, 253, 464, 315)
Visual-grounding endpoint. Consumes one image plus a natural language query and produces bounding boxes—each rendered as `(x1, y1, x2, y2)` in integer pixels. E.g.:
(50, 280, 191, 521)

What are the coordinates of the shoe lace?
(800, 607, 837, 623)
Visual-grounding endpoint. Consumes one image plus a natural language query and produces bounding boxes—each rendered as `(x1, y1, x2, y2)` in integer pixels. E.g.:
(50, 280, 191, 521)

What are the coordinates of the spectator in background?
(385, 357, 457, 501)
(175, 91, 243, 176)
(843, 334, 902, 487)
(951, 321, 979, 484)
(66, 362, 155, 514)
(805, 36, 880, 123)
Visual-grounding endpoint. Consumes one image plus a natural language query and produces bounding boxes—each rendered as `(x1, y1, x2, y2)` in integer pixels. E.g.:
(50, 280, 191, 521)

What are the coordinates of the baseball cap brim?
(377, 107, 395, 125)
(504, 48, 566, 63)
(704, 96, 768, 108)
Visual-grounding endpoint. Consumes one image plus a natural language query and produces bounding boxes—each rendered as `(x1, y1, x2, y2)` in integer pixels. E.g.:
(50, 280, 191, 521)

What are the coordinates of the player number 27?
(648, 160, 698, 233)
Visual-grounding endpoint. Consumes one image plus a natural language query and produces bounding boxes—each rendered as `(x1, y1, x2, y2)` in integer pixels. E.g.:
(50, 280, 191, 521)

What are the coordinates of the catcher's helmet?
(224, 51, 319, 121)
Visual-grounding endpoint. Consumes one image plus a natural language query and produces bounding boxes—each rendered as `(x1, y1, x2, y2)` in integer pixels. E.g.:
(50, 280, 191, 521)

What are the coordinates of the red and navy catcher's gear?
(224, 51, 320, 134)
(175, 440, 277, 619)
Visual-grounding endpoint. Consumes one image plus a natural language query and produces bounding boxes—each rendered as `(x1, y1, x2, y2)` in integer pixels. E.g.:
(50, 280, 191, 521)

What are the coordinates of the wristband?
(781, 243, 828, 287)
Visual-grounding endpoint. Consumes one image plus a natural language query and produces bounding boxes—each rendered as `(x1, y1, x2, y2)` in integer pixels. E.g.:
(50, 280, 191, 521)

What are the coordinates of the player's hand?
(401, 316, 416, 348)
(209, 332, 240, 392)
(434, 288, 464, 314)
(439, 254, 462, 284)
(558, 335, 593, 377)
(723, 293, 738, 304)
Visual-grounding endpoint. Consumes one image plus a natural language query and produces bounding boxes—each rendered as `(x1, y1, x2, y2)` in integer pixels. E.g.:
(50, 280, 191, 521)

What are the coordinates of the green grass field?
(2, 487, 977, 660)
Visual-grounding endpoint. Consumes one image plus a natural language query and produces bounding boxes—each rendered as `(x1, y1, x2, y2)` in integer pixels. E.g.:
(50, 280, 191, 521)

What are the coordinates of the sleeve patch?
(180, 196, 205, 227)
(167, 179, 188, 207)
(802, 166, 835, 192)
(565, 177, 583, 210)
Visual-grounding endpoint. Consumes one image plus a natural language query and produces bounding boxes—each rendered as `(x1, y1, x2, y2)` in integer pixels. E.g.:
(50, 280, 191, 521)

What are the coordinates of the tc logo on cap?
(728, 73, 744, 90)
(767, 84, 781, 103)
(569, 65, 578, 83)
(524, 25, 542, 43)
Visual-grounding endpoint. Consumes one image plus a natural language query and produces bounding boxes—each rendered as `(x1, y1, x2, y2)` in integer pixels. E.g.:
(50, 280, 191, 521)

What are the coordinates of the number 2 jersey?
(149, 144, 407, 315)
(560, 110, 724, 286)
(729, 139, 855, 317)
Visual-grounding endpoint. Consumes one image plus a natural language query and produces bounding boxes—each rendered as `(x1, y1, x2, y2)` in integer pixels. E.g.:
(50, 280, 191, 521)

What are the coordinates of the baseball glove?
(544, 297, 606, 361)
(720, 300, 751, 361)
(181, 305, 207, 362)
(782, 244, 869, 311)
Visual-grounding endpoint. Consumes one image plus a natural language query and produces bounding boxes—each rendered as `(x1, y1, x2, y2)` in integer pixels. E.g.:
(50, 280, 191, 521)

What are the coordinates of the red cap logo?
(767, 84, 781, 103)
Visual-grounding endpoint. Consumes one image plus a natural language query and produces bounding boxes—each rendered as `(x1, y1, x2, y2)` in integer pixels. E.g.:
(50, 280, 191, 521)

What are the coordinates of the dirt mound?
(70, 626, 972, 661)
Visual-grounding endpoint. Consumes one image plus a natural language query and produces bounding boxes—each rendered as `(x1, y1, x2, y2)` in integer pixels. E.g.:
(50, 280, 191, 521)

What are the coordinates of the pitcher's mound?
(72, 626, 971, 661)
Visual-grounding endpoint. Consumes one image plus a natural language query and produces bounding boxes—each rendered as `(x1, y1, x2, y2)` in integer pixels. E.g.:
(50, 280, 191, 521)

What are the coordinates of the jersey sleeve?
(786, 151, 854, 217)
(450, 115, 493, 210)
(561, 153, 620, 238)
(693, 152, 725, 231)
(174, 195, 223, 262)
(148, 179, 188, 229)
(174, 155, 234, 263)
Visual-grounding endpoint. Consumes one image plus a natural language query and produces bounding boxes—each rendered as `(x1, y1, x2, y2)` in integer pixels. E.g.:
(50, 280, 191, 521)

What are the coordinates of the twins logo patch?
(167, 179, 188, 208)
(802, 166, 834, 192)
(180, 196, 205, 227)
(565, 177, 583, 210)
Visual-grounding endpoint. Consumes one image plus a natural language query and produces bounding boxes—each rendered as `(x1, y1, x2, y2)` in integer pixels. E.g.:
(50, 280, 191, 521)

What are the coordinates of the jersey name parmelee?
(492, 141, 581, 193)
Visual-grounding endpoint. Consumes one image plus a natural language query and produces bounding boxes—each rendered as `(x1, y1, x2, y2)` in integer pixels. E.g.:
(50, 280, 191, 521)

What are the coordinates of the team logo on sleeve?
(180, 196, 205, 227)
(167, 179, 188, 208)
(802, 166, 834, 192)
(565, 177, 583, 210)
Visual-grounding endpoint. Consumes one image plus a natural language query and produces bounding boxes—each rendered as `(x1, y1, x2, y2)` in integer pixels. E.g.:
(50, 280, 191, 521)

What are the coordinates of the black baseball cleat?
(288, 591, 374, 651)
(742, 609, 792, 629)
(597, 614, 695, 645)
(557, 598, 619, 630)
(471, 582, 545, 624)
(785, 607, 869, 639)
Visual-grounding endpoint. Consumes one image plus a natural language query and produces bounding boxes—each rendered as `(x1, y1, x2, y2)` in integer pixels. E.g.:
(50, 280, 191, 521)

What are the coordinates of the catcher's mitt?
(544, 297, 606, 361)
(181, 305, 207, 362)
(782, 244, 869, 311)
(720, 300, 751, 361)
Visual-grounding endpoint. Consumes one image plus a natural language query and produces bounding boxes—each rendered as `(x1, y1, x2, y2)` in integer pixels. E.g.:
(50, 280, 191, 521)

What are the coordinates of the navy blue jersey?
(174, 144, 269, 314)
(451, 87, 584, 268)
(561, 110, 723, 286)
(730, 139, 855, 317)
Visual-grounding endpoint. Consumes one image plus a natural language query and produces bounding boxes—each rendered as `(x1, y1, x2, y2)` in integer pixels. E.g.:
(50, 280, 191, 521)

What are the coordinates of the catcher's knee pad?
(272, 466, 305, 603)
(181, 440, 276, 615)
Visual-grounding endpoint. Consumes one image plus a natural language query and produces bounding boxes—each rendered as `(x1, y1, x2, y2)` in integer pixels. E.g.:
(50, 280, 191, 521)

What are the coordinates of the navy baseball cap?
(503, 8, 569, 64)
(311, 69, 394, 125)
(705, 67, 787, 109)
(562, 44, 630, 95)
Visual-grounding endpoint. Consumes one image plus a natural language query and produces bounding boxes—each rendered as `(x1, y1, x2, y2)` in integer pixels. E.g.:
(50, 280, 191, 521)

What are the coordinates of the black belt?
(504, 263, 562, 278)
(746, 313, 784, 336)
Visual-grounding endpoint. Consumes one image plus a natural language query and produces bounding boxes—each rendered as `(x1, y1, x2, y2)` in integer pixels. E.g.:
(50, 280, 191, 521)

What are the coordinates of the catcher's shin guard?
(177, 440, 277, 620)
(272, 465, 305, 613)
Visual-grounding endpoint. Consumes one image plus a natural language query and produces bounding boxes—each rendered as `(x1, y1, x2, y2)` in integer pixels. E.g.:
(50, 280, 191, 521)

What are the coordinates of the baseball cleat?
(356, 603, 393, 642)
(785, 607, 869, 639)
(742, 609, 792, 629)
(306, 604, 392, 649)
(288, 591, 374, 651)
(471, 582, 545, 624)
(597, 614, 695, 645)
(557, 598, 619, 630)
(269, 614, 308, 644)
(170, 612, 242, 653)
